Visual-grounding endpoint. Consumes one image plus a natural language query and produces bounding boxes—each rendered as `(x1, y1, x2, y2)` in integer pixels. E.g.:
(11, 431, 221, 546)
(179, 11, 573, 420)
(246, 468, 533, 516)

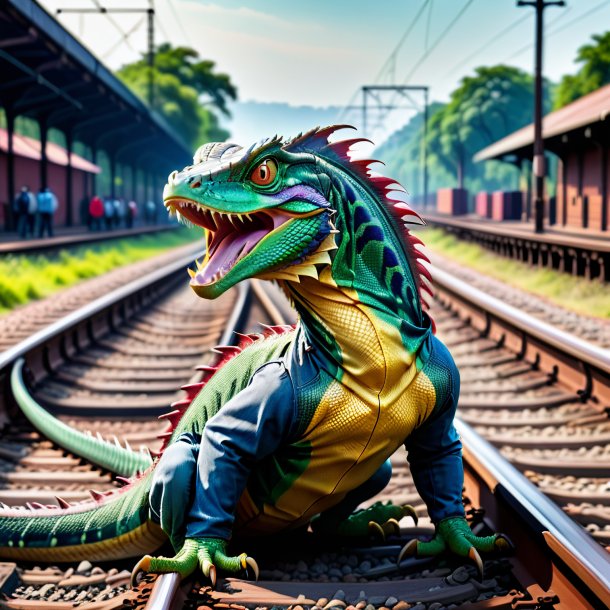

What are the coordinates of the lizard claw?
(397, 538, 418, 564)
(401, 504, 418, 526)
(468, 546, 484, 578)
(200, 559, 217, 588)
(368, 520, 386, 541)
(130, 555, 150, 588)
(385, 517, 402, 536)
(245, 556, 260, 581)
(396, 517, 512, 576)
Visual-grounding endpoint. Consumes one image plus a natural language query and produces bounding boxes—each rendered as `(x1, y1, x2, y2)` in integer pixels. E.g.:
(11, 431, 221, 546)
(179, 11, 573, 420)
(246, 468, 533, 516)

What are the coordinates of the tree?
(554, 32, 610, 109)
(117, 44, 237, 149)
(377, 65, 547, 196)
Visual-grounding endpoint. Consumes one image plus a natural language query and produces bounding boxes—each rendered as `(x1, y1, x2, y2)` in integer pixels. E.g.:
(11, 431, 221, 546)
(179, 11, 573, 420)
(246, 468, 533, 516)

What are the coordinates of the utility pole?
(517, 0, 564, 233)
(57, 3, 156, 108)
(355, 85, 429, 209)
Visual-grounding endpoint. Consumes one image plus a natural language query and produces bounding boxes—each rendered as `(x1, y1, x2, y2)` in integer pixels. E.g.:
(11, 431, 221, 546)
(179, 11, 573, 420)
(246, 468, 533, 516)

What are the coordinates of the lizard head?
(163, 134, 337, 299)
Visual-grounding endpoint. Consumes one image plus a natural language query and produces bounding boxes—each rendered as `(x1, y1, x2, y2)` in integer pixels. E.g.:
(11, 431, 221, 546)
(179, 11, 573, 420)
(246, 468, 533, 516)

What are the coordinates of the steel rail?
(0, 225, 179, 255)
(431, 265, 610, 375)
(457, 419, 610, 607)
(0, 246, 200, 375)
(0, 247, 254, 610)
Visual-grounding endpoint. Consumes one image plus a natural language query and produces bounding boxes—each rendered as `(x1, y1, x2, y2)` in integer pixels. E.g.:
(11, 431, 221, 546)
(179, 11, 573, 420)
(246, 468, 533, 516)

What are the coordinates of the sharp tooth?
(188, 268, 196, 278)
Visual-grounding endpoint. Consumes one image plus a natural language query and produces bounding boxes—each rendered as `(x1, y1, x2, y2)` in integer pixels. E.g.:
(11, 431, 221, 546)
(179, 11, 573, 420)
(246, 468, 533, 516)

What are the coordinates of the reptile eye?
(250, 159, 278, 186)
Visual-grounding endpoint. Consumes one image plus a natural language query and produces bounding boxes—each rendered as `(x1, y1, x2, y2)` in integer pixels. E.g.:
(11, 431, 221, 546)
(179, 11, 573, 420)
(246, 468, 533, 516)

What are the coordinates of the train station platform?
(0, 223, 179, 255)
(423, 212, 610, 281)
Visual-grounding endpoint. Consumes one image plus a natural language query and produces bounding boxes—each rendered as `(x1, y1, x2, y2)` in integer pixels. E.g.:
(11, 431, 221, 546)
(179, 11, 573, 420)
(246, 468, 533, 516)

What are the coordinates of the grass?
(419, 228, 610, 320)
(0, 227, 200, 314)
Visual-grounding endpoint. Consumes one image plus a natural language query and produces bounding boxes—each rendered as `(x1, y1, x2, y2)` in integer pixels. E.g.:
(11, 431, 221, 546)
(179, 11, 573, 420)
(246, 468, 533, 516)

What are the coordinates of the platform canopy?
(0, 128, 100, 174)
(0, 0, 191, 173)
(474, 84, 610, 162)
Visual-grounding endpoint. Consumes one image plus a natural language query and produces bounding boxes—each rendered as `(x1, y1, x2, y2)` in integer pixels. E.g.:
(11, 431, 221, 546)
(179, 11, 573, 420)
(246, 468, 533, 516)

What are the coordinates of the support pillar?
(110, 153, 116, 200)
(5, 109, 15, 231)
(39, 116, 48, 189)
(91, 145, 98, 196)
(65, 130, 74, 226)
(131, 166, 137, 201)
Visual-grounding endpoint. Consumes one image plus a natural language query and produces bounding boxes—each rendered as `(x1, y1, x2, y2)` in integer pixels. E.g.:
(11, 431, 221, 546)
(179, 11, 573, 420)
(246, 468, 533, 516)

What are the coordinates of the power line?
(502, 0, 610, 62)
(444, 12, 532, 79)
(102, 14, 146, 60)
(547, 0, 610, 36)
(401, 0, 476, 84)
(340, 1, 431, 120)
(155, 13, 171, 42)
(91, 0, 136, 53)
(424, 0, 434, 53)
(164, 0, 192, 47)
(373, 0, 431, 84)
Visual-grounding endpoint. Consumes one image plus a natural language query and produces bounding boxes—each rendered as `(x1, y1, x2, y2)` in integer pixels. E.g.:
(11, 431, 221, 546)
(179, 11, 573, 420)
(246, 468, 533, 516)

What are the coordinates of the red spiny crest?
(156, 324, 297, 454)
(285, 125, 434, 320)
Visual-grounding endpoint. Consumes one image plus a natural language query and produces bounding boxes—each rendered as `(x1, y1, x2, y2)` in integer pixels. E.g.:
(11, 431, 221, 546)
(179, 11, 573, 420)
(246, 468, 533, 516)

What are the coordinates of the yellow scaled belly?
(235, 273, 437, 535)
(235, 366, 437, 535)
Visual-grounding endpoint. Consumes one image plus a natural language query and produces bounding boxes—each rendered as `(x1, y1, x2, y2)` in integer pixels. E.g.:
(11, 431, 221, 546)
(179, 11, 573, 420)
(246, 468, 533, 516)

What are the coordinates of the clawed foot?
(334, 501, 418, 540)
(397, 516, 513, 577)
(130, 538, 259, 587)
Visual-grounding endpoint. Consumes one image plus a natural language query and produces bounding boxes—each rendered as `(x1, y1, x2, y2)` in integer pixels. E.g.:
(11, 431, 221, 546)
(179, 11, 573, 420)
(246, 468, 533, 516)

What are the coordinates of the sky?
(38, 0, 610, 143)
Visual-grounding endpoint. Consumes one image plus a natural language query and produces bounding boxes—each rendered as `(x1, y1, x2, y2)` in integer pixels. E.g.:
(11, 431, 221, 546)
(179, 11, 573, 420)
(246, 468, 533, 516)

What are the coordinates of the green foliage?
(0, 228, 199, 314)
(421, 228, 610, 319)
(377, 65, 549, 197)
(554, 31, 610, 109)
(117, 43, 237, 149)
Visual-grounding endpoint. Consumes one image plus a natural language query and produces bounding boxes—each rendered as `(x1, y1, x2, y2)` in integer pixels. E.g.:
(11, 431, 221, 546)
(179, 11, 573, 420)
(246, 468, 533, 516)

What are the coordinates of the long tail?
(11, 359, 152, 477)
(0, 471, 165, 562)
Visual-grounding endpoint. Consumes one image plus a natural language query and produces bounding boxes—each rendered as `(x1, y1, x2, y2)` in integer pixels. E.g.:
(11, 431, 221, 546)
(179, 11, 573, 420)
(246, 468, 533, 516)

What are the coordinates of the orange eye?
(250, 159, 278, 186)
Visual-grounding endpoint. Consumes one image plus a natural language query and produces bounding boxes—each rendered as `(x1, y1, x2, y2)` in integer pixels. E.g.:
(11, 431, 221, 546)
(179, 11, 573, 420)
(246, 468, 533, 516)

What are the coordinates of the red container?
(475, 192, 492, 218)
(437, 188, 469, 215)
(492, 191, 522, 220)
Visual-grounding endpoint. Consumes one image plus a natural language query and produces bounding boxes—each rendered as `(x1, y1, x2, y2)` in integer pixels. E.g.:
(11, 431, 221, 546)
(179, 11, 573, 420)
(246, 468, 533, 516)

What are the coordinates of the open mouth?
(166, 198, 293, 285)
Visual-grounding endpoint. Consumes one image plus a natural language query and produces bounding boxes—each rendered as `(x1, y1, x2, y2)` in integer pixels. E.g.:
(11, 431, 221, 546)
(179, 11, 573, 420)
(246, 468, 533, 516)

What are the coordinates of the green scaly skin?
(0, 126, 508, 582)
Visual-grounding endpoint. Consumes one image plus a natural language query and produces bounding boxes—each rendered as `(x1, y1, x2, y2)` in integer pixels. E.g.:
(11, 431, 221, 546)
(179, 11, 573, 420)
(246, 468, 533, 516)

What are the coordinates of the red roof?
(474, 83, 610, 162)
(0, 128, 101, 174)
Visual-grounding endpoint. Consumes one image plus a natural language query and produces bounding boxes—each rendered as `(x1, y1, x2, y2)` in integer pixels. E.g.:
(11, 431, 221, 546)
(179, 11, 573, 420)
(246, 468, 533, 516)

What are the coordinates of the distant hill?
(224, 101, 342, 144)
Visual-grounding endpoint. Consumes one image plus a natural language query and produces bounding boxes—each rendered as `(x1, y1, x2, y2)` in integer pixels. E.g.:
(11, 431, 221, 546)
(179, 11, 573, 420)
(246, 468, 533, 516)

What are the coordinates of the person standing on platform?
(127, 200, 138, 229)
(27, 188, 37, 237)
(103, 196, 115, 231)
(89, 195, 104, 231)
(37, 187, 57, 238)
(13, 186, 31, 238)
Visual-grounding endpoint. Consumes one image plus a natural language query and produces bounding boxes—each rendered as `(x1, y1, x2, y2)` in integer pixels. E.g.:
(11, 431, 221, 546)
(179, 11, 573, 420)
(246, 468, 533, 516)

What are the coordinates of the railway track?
(0, 259, 608, 608)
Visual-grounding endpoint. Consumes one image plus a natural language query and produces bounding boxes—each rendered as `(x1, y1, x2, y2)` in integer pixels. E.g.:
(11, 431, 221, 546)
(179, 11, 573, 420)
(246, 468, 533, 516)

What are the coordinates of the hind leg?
(312, 460, 417, 539)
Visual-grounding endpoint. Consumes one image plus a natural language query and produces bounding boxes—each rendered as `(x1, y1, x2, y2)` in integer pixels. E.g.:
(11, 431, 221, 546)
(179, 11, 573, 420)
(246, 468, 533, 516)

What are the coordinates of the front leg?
(140, 361, 297, 584)
(131, 538, 258, 586)
(403, 343, 512, 574)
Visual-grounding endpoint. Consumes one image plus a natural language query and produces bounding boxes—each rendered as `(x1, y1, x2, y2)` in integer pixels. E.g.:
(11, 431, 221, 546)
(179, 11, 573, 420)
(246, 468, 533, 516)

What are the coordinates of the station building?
(0, 0, 191, 231)
(474, 84, 610, 233)
(0, 128, 100, 228)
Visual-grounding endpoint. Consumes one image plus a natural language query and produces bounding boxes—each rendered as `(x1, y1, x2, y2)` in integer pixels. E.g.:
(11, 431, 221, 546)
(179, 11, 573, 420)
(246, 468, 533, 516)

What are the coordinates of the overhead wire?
(102, 14, 146, 60)
(443, 12, 532, 79)
(339, 0, 431, 121)
(164, 0, 193, 47)
(502, 0, 610, 62)
(401, 0, 476, 84)
(91, 0, 137, 53)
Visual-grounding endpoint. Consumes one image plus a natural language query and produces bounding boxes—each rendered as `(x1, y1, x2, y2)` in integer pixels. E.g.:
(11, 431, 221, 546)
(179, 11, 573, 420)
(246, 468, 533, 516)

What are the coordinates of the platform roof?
(474, 83, 610, 162)
(0, 128, 101, 174)
(0, 0, 191, 173)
